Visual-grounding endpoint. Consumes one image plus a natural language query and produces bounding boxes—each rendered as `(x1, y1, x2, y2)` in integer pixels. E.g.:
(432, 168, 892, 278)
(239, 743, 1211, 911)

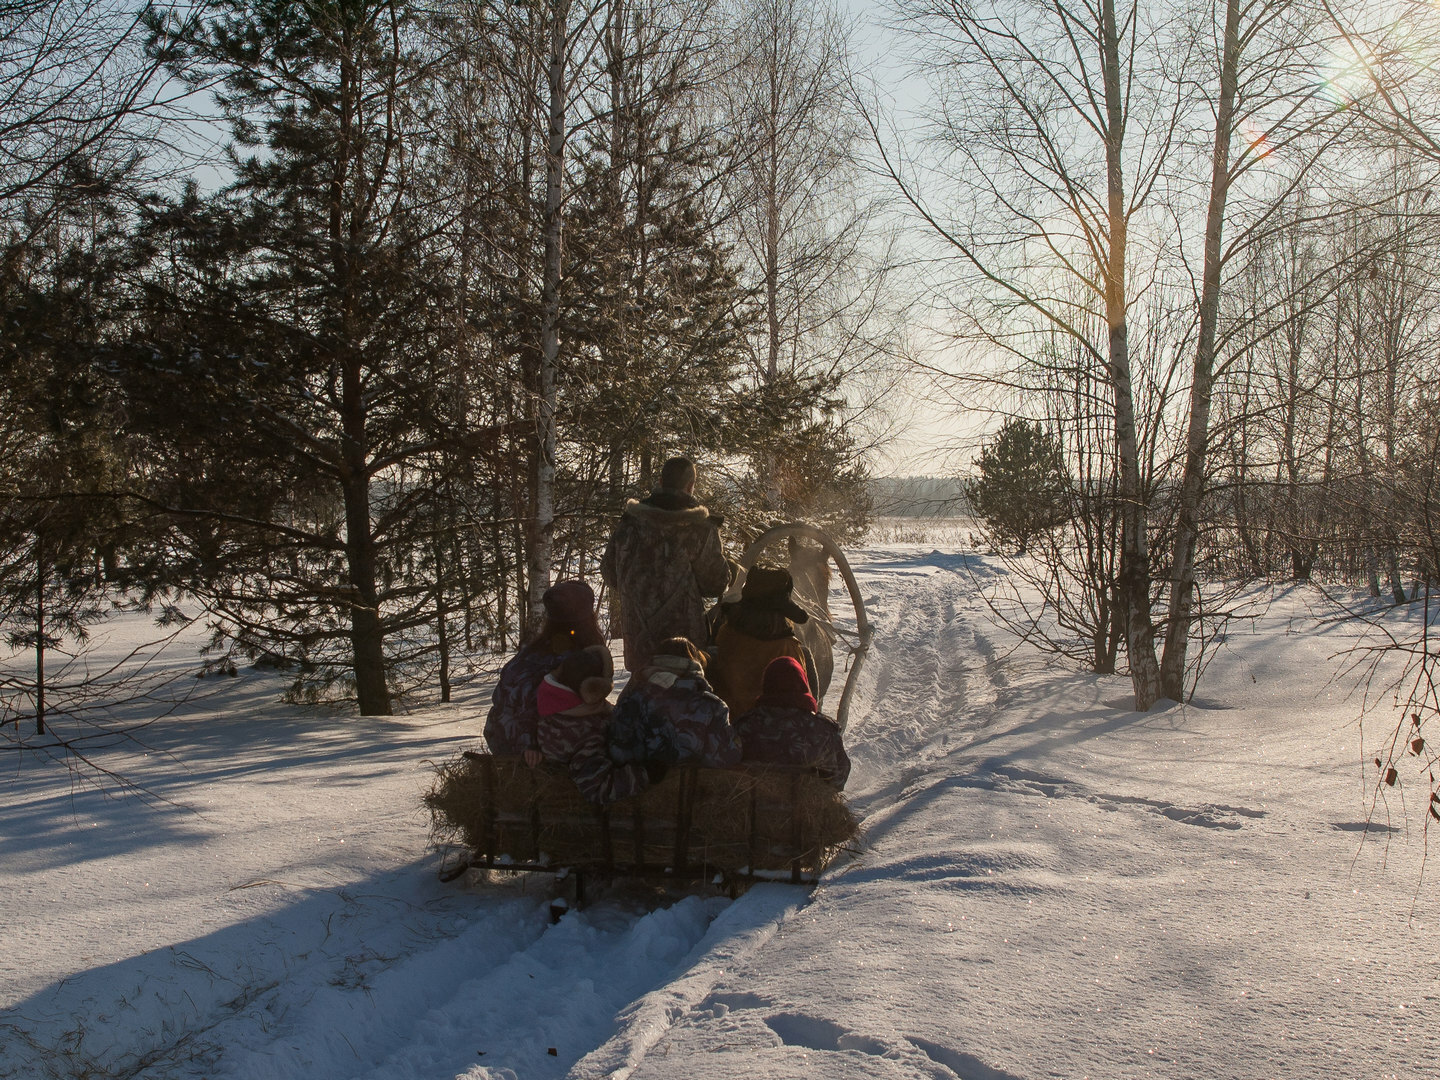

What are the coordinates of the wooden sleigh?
(426, 752, 859, 900)
(425, 522, 870, 900)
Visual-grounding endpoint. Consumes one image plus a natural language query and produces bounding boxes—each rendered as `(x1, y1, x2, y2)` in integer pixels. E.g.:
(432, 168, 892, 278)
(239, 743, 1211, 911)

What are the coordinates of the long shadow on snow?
(849, 675, 1131, 836)
(0, 855, 550, 1080)
(845, 667, 1252, 856)
(854, 550, 1004, 582)
(1, 706, 476, 867)
(853, 674, 1278, 864)
(834, 849, 1047, 895)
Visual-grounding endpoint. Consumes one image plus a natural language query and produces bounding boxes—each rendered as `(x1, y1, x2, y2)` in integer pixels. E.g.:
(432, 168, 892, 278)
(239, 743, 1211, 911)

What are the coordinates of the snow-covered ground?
(3, 545, 1437, 1079)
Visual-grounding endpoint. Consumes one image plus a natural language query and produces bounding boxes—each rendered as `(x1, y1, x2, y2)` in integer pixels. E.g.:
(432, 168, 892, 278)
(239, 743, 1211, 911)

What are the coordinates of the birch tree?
(720, 0, 901, 531)
(1158, 0, 1346, 699)
(529, 0, 571, 623)
(886, 0, 1175, 707)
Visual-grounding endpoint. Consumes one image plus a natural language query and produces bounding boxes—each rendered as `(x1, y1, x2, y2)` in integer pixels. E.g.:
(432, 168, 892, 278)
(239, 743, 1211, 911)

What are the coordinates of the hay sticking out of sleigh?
(425, 752, 859, 880)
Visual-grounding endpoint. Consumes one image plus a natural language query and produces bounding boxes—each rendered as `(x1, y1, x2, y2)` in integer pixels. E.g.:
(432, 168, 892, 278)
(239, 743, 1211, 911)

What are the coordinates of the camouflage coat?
(484, 647, 581, 754)
(609, 656, 741, 768)
(733, 703, 850, 789)
(537, 707, 649, 806)
(600, 492, 728, 671)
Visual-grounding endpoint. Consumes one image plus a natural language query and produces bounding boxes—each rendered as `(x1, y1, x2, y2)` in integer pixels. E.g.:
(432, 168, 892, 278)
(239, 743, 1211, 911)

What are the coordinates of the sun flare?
(1317, 42, 1379, 107)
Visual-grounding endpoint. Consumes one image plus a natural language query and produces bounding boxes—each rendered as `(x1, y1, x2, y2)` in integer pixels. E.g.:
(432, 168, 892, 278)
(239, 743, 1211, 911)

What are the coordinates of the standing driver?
(601, 456, 729, 672)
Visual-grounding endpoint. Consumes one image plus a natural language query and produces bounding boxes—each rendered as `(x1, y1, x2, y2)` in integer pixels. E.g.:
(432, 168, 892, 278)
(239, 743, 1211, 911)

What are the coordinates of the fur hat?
(538, 645, 614, 716)
(543, 580, 595, 623)
(740, 565, 809, 624)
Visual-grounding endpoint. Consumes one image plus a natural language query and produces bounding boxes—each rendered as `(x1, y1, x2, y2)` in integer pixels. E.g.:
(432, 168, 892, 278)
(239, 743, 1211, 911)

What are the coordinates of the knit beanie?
(543, 580, 595, 622)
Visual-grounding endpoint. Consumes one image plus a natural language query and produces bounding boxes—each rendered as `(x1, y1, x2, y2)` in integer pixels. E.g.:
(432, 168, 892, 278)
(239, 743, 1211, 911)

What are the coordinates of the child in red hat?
(484, 580, 605, 763)
(733, 656, 849, 789)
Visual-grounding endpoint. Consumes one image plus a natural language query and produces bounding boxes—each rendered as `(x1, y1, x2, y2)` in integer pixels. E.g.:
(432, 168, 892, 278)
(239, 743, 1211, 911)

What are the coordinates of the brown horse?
(787, 536, 837, 705)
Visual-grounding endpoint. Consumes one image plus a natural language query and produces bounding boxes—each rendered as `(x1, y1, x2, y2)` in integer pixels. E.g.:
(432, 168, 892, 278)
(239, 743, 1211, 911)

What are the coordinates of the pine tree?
(0, 162, 148, 733)
(131, 0, 472, 714)
(967, 419, 1070, 555)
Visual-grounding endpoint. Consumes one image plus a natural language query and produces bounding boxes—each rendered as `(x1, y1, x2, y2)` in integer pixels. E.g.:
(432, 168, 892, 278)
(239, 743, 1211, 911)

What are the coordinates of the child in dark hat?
(542, 579, 597, 624)
(734, 656, 850, 789)
(707, 564, 818, 717)
(738, 566, 812, 623)
(484, 579, 606, 764)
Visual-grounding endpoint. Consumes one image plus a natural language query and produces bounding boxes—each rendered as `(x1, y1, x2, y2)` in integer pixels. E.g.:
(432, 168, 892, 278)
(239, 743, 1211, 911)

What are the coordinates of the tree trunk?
(605, 0, 627, 509)
(437, 615, 451, 702)
(436, 539, 452, 704)
(764, 135, 782, 382)
(1160, 0, 1241, 701)
(1387, 550, 1407, 604)
(1100, 0, 1161, 710)
(331, 20, 388, 716)
(528, 0, 569, 623)
(341, 353, 391, 716)
(1291, 547, 1313, 581)
(34, 536, 45, 737)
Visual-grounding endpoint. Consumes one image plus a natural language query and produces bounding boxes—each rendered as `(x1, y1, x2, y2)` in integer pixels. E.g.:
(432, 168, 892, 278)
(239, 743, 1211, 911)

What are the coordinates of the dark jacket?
(609, 655, 741, 768)
(734, 702, 850, 789)
(600, 490, 728, 671)
(537, 706, 649, 805)
(484, 647, 580, 754)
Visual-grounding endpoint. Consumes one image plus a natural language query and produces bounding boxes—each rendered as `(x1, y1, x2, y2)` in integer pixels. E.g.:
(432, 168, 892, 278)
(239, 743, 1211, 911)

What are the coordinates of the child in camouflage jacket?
(609, 638, 742, 770)
(536, 645, 650, 805)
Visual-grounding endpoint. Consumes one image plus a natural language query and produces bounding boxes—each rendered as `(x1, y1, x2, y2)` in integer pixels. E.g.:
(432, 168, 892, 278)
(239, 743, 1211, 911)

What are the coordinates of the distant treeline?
(868, 477, 971, 519)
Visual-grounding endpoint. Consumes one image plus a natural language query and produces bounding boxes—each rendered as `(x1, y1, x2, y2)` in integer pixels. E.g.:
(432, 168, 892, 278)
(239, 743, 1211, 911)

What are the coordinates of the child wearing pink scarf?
(536, 645, 651, 804)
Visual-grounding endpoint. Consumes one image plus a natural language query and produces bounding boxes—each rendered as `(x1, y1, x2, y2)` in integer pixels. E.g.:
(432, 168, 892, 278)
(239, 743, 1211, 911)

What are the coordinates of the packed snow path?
(3, 545, 1438, 1079)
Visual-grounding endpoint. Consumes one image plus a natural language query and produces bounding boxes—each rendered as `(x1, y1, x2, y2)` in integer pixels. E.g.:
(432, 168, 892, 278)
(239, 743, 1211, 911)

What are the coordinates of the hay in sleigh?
(425, 752, 859, 879)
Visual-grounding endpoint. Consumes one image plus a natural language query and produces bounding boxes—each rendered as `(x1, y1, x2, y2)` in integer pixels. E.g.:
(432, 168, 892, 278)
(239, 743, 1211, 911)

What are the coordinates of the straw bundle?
(425, 752, 859, 878)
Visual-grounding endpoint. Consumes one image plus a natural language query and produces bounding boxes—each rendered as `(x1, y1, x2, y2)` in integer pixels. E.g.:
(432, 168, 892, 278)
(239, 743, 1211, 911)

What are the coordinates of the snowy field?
(3, 542, 1438, 1079)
